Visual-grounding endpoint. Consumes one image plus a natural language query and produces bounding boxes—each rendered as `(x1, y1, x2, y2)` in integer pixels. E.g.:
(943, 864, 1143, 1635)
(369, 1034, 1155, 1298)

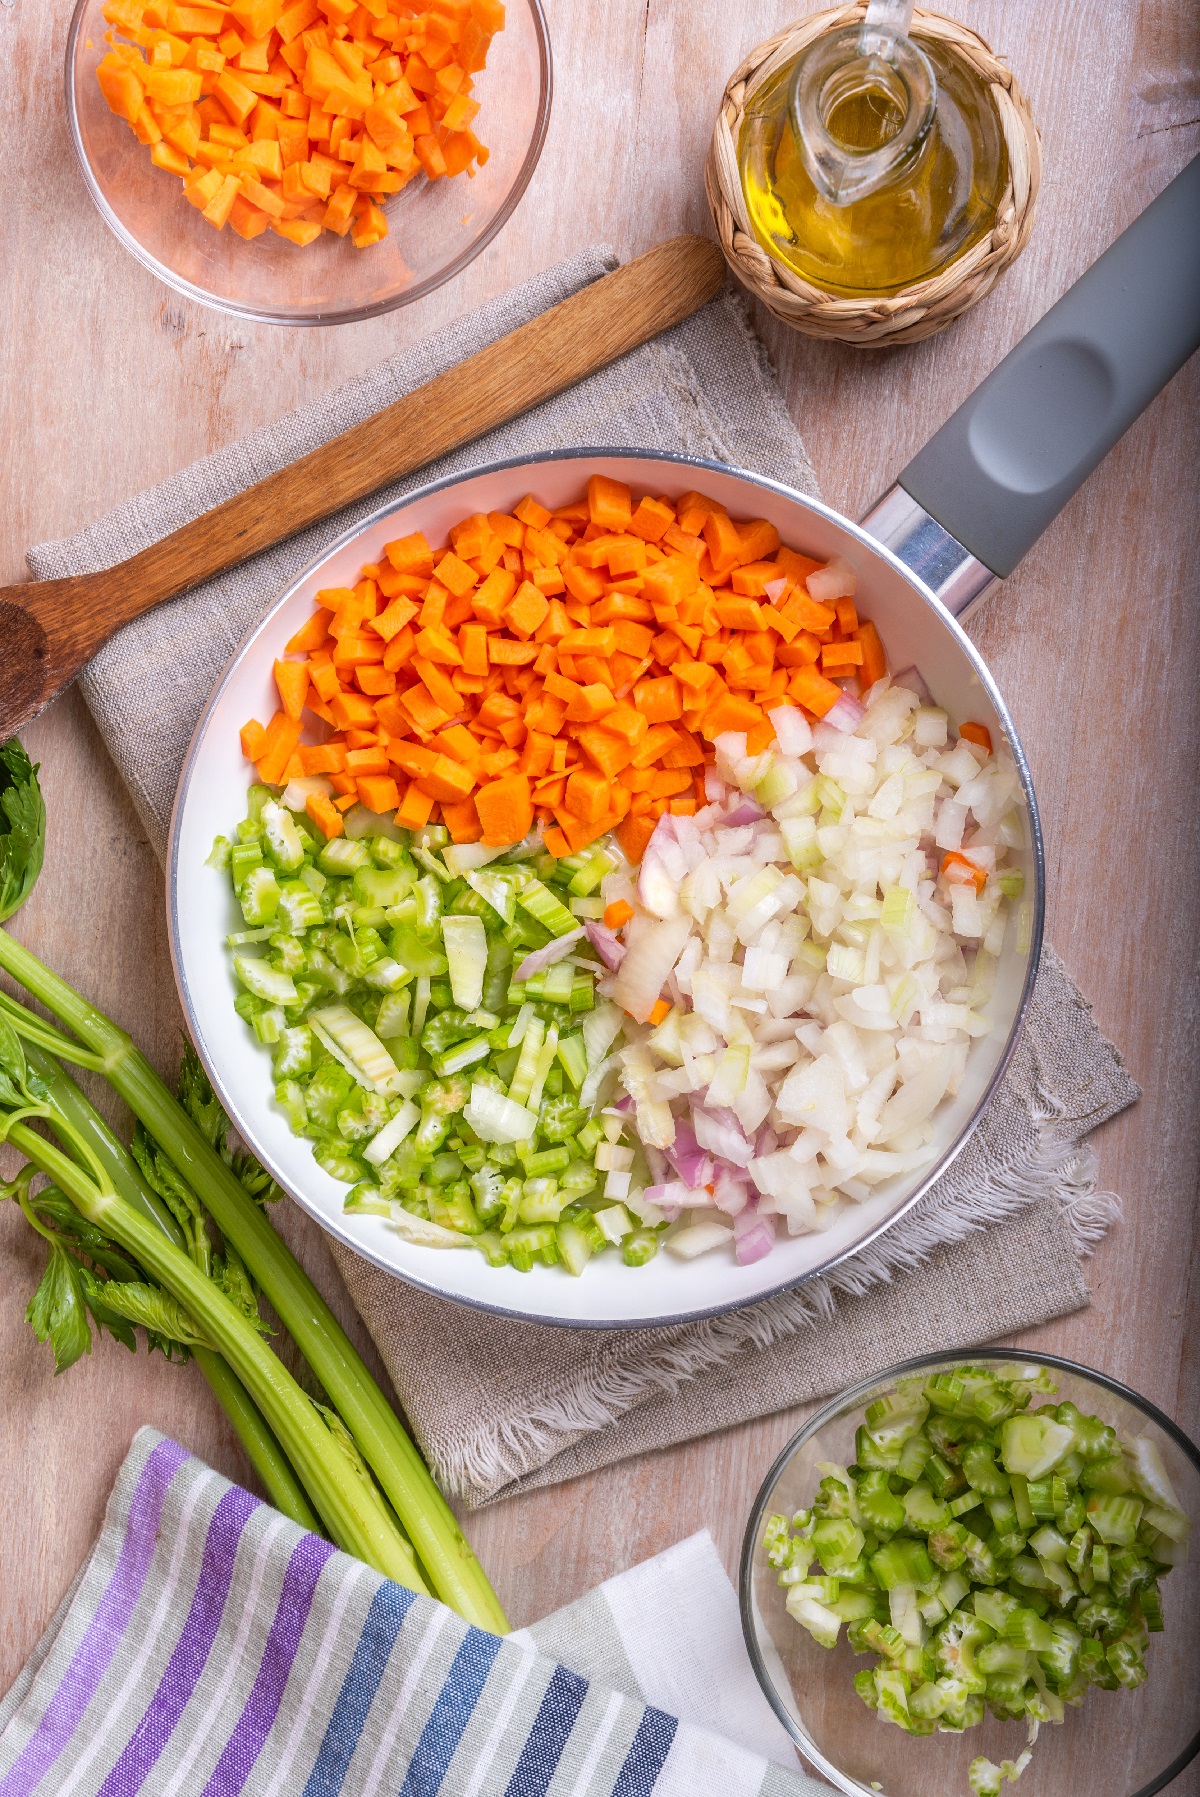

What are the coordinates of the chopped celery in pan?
(765, 1364, 1190, 1795)
(218, 789, 666, 1274)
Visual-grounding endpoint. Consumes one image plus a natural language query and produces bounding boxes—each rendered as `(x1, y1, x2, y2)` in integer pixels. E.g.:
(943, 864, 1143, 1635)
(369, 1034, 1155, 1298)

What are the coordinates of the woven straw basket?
(705, 4, 1042, 346)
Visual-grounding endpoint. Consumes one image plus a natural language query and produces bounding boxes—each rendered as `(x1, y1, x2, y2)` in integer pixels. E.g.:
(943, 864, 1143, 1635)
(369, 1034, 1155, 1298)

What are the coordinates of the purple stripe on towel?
(200, 1531, 335, 1796)
(95, 1484, 259, 1797)
(0, 1437, 188, 1797)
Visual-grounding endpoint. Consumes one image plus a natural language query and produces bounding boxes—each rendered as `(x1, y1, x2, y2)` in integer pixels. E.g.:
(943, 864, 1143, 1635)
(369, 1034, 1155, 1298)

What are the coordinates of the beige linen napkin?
(28, 247, 1138, 1509)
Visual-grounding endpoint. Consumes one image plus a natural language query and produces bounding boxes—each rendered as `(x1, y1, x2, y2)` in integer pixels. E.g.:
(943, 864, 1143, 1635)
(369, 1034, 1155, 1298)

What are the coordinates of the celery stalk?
(24, 1044, 323, 1537)
(10, 1123, 423, 1586)
(0, 927, 507, 1634)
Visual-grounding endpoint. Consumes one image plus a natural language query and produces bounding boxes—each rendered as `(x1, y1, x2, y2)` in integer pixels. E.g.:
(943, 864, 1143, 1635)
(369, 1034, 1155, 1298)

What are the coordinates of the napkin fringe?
(430, 1089, 1118, 1498)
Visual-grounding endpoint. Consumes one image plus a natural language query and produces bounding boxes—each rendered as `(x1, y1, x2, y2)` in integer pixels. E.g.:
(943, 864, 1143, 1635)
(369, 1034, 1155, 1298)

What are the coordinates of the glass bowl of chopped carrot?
(66, 0, 551, 325)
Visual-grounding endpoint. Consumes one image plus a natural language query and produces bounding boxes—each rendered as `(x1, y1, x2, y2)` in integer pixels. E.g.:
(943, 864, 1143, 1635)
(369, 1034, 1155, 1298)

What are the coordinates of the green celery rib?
(9, 1121, 426, 1591)
(24, 1044, 323, 1538)
(0, 928, 507, 1634)
(0, 990, 104, 1073)
(195, 1348, 324, 1537)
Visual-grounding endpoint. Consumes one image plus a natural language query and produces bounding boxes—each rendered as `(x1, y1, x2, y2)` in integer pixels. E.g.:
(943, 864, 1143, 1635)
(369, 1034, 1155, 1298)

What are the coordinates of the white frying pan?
(169, 158, 1200, 1327)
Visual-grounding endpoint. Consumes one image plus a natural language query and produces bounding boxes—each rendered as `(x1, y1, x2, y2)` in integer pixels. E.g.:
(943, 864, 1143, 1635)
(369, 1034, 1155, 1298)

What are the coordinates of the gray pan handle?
(880, 154, 1200, 585)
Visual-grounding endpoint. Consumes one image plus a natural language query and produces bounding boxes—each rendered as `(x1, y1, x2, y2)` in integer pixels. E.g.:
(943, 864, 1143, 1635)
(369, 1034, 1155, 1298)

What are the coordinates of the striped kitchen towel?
(0, 1429, 820, 1797)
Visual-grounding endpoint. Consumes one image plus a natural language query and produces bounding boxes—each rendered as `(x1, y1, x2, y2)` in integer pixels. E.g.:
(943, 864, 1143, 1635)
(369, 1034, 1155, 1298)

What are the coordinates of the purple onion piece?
(583, 921, 626, 971)
(722, 799, 765, 827)
(734, 1219, 777, 1265)
(824, 694, 865, 734)
(893, 665, 933, 705)
(513, 927, 585, 983)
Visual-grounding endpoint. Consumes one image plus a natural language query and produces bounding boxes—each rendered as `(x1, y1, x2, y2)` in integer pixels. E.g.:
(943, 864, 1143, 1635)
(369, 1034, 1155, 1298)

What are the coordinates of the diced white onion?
(610, 695, 1023, 1265)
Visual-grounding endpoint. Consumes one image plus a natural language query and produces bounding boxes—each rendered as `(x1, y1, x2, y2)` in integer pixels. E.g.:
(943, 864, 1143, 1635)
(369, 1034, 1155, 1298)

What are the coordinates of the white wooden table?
(1, 5, 1197, 1780)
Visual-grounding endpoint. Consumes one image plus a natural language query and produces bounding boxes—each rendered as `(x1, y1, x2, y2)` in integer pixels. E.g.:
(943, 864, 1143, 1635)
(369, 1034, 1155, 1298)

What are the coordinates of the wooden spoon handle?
(92, 236, 725, 629)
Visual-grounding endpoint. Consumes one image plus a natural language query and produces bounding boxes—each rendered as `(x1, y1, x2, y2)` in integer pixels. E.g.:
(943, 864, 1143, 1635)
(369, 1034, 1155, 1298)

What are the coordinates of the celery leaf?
(0, 739, 45, 924)
(26, 1244, 93, 1373)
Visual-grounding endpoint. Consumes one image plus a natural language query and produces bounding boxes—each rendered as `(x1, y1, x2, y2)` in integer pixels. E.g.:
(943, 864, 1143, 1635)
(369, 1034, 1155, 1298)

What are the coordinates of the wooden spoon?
(0, 235, 725, 740)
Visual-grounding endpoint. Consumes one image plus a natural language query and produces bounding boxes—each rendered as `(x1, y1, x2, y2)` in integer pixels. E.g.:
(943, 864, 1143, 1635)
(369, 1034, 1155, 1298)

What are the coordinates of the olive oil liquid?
(739, 42, 1008, 297)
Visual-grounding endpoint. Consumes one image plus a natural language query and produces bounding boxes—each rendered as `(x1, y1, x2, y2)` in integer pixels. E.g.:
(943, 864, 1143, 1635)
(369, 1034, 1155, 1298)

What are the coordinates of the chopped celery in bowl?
(741, 1350, 1200, 1797)
(214, 788, 664, 1279)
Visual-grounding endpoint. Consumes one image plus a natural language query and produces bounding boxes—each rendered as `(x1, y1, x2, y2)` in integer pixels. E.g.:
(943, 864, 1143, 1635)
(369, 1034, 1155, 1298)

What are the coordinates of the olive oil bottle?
(738, 13, 1008, 298)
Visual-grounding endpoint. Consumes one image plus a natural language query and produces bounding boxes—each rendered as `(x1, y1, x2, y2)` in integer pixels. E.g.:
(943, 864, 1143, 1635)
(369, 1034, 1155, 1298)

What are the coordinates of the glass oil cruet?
(738, 0, 1009, 297)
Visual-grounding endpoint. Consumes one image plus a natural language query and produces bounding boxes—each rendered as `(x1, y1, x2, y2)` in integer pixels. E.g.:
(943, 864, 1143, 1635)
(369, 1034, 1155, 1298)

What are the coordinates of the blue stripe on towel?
(613, 1706, 678, 1796)
(503, 1664, 589, 1797)
(302, 1583, 417, 1797)
(399, 1627, 503, 1795)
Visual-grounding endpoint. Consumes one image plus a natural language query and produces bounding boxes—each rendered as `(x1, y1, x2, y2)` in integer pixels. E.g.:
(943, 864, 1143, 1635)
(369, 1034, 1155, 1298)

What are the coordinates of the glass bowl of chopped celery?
(65, 0, 551, 325)
(741, 1350, 1200, 1797)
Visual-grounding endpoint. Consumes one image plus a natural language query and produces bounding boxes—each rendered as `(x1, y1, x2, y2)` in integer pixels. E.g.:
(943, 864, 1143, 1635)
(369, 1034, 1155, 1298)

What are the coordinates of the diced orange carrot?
(273, 657, 310, 721)
(586, 474, 632, 532)
(564, 766, 610, 824)
(408, 656, 460, 716)
(518, 730, 554, 777)
(788, 666, 843, 718)
(395, 781, 435, 829)
(641, 555, 700, 607)
(441, 798, 482, 843)
(615, 812, 656, 864)
(699, 691, 764, 740)
(435, 724, 480, 765)
(297, 743, 347, 775)
(240, 718, 267, 761)
(942, 849, 988, 893)
(433, 551, 476, 597)
(383, 628, 417, 673)
(700, 510, 743, 576)
(647, 768, 693, 799)
(628, 495, 675, 542)
(256, 713, 302, 785)
(828, 595, 856, 635)
(329, 690, 377, 729)
(356, 774, 400, 813)
(821, 640, 864, 672)
(385, 532, 435, 576)
(470, 567, 517, 623)
(714, 596, 764, 631)
(285, 612, 330, 653)
(371, 595, 419, 642)
(575, 727, 632, 780)
(346, 745, 390, 777)
(514, 494, 552, 530)
(565, 683, 616, 724)
(305, 790, 344, 838)
(458, 620, 489, 676)
(633, 676, 683, 723)
(487, 637, 539, 666)
(414, 755, 475, 804)
(247, 479, 904, 867)
(856, 620, 887, 690)
(598, 703, 647, 747)
(649, 998, 672, 1026)
(475, 771, 533, 846)
(548, 804, 619, 854)
(502, 582, 549, 640)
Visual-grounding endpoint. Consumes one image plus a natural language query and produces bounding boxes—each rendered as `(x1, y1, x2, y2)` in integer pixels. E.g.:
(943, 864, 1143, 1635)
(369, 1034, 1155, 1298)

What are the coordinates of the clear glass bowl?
(741, 1350, 1200, 1797)
(65, 0, 551, 325)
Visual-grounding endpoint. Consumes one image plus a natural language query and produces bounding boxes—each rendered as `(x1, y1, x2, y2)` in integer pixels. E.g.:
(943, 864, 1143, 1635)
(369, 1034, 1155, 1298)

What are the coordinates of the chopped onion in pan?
(606, 677, 1025, 1263)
